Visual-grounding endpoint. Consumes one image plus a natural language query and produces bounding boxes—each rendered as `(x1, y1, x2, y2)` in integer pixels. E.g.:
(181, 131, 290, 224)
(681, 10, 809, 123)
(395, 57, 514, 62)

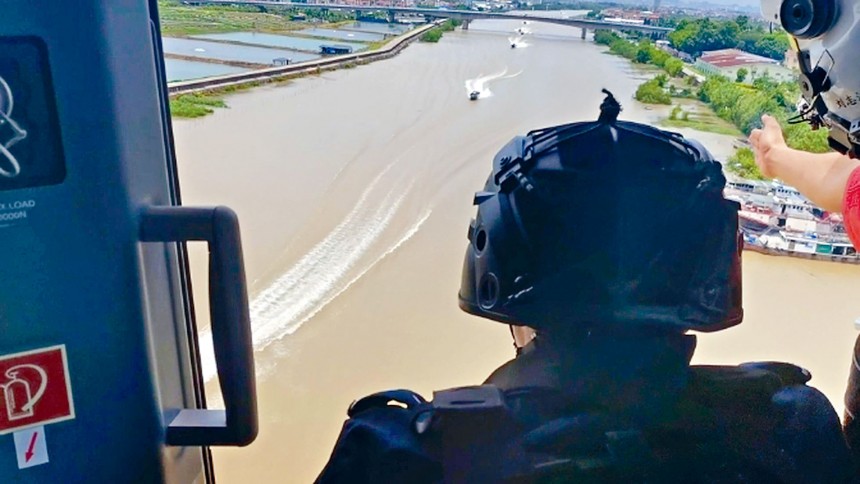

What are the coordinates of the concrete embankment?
(167, 22, 438, 96)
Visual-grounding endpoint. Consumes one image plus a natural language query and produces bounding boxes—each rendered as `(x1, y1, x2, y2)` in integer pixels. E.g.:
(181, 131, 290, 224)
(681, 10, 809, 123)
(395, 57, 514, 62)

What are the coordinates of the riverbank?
(745, 243, 860, 264)
(167, 21, 439, 118)
(596, 33, 743, 137)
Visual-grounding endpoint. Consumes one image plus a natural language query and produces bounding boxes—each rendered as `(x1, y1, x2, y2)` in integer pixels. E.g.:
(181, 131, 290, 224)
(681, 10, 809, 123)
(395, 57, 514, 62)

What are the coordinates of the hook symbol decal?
(0, 345, 75, 435)
(0, 76, 28, 179)
(1, 364, 48, 421)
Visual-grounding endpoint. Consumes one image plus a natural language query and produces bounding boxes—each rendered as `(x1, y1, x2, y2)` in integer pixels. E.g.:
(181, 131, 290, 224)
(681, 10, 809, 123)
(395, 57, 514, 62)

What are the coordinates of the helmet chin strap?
(795, 48, 832, 126)
(509, 325, 536, 356)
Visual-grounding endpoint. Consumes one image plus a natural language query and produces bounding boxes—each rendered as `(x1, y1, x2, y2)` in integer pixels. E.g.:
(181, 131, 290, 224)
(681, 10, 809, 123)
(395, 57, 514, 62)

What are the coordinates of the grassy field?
(659, 102, 743, 137)
(158, 0, 308, 36)
(169, 92, 228, 118)
(661, 117, 744, 136)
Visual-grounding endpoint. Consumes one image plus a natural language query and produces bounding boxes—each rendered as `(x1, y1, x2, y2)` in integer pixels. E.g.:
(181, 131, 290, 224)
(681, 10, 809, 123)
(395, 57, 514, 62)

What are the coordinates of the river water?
(171, 17, 859, 483)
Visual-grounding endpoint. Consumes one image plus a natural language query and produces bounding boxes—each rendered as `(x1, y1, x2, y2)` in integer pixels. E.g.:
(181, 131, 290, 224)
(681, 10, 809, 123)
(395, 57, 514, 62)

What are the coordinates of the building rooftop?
(699, 48, 779, 68)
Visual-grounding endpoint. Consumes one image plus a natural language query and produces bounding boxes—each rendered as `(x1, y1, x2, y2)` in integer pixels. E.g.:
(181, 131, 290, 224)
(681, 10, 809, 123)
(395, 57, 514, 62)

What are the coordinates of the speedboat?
(511, 43, 517, 48)
(469, 91, 480, 101)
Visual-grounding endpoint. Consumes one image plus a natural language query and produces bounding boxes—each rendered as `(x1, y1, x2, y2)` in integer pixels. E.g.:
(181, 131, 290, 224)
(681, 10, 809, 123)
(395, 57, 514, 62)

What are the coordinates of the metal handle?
(140, 206, 258, 447)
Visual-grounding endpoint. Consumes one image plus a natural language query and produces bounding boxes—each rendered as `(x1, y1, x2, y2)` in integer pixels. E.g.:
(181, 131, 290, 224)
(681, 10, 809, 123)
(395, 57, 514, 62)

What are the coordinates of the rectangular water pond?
(192, 32, 366, 54)
(162, 37, 320, 65)
(164, 58, 247, 82)
(295, 27, 385, 42)
(343, 22, 412, 35)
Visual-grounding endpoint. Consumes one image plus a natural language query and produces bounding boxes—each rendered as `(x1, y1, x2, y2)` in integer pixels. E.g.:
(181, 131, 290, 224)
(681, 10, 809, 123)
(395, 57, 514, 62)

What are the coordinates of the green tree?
(636, 78, 671, 104)
(593, 30, 616, 46)
(666, 18, 781, 58)
(716, 21, 740, 48)
(736, 68, 748, 83)
(737, 30, 761, 52)
(664, 58, 684, 77)
(752, 33, 790, 61)
(728, 148, 764, 179)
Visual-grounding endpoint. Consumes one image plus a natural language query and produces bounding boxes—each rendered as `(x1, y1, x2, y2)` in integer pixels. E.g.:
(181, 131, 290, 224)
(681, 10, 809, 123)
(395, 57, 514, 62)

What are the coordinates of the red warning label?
(0, 345, 74, 434)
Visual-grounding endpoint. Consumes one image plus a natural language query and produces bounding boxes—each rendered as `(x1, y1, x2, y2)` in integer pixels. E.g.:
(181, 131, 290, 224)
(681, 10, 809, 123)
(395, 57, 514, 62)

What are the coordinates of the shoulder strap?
(316, 389, 439, 484)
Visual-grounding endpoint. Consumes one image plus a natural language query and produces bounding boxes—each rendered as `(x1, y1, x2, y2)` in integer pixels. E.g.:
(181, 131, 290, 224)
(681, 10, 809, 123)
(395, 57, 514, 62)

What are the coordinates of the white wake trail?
(465, 68, 517, 99)
(199, 167, 430, 381)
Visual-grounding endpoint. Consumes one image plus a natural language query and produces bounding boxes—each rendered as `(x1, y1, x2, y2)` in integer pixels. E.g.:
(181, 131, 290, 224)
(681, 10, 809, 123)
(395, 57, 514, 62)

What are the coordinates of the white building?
(695, 48, 795, 82)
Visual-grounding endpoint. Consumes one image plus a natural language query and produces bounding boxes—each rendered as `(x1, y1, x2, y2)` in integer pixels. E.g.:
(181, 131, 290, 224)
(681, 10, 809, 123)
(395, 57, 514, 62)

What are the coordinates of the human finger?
(761, 114, 780, 132)
(749, 129, 762, 148)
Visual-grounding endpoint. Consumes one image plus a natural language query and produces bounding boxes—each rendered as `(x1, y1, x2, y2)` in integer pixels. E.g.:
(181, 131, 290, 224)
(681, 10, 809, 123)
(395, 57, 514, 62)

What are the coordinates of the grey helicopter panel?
(0, 37, 65, 191)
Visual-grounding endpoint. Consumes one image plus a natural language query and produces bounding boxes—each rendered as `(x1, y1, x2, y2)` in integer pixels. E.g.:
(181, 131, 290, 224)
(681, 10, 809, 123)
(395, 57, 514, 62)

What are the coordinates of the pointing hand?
(749, 114, 788, 179)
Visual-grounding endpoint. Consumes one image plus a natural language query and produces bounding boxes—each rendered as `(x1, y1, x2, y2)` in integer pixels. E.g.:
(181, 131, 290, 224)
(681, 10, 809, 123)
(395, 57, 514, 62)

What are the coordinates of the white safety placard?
(13, 425, 48, 469)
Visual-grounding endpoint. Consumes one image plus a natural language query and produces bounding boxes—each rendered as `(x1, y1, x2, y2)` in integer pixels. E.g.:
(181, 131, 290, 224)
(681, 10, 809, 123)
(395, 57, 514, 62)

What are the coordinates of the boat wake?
(198, 166, 432, 382)
(464, 68, 523, 99)
(509, 36, 530, 48)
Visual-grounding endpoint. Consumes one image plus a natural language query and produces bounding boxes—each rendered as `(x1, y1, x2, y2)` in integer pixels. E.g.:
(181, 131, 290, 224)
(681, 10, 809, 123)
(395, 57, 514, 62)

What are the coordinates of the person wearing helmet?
(316, 92, 852, 483)
(753, 1, 860, 249)
(755, 1, 860, 466)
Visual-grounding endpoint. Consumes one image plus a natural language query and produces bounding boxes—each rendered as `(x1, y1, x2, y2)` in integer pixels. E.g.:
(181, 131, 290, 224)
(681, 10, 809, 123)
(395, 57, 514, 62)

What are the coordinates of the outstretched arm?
(749, 115, 860, 213)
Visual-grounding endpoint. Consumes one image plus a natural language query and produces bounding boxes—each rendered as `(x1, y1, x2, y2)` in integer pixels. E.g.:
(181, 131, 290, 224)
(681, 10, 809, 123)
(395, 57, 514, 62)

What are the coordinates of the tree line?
(595, 30, 684, 76)
(420, 19, 461, 43)
(666, 17, 790, 60)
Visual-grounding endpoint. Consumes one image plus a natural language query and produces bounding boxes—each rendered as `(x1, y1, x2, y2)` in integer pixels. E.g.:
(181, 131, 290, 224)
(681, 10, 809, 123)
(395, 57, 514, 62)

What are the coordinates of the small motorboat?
(469, 91, 480, 101)
(511, 43, 517, 48)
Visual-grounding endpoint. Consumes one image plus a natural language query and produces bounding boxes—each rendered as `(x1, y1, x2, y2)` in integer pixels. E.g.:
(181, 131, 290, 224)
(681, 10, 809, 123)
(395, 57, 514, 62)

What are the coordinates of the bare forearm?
(766, 146, 860, 212)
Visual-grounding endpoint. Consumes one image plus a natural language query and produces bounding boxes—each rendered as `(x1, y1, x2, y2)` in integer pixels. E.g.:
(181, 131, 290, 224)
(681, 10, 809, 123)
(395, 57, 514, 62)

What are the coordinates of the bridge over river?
(193, 1, 672, 39)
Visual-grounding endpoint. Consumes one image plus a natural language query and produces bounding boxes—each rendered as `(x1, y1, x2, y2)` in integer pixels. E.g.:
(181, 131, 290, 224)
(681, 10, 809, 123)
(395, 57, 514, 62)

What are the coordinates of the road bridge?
(192, 1, 672, 39)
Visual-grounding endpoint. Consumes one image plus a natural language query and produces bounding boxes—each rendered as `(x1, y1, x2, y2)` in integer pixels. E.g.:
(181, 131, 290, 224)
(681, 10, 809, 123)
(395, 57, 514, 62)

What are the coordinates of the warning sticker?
(0, 345, 74, 435)
(13, 425, 48, 469)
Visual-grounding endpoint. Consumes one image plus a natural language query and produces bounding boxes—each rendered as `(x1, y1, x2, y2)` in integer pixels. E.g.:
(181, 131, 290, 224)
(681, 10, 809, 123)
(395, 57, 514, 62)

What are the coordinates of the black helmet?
(458, 91, 743, 334)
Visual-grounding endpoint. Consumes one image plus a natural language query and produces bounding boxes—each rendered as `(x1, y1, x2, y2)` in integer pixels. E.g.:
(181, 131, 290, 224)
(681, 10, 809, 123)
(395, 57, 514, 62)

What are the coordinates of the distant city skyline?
(584, 0, 758, 5)
(579, 0, 761, 15)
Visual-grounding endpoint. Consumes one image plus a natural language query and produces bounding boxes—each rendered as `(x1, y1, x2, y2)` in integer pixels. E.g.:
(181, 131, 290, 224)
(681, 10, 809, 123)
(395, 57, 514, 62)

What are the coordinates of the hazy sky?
(665, 0, 759, 6)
